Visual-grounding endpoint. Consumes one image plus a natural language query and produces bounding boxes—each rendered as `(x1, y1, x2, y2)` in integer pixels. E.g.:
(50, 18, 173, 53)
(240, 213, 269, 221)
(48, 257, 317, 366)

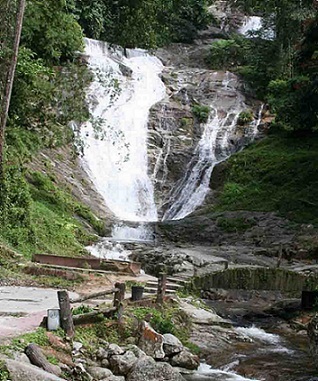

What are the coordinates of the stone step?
(144, 281, 184, 291)
(166, 276, 190, 285)
(143, 287, 176, 295)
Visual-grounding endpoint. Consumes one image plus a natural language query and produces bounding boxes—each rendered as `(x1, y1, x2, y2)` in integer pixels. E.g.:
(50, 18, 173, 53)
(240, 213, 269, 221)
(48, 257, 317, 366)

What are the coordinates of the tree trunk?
(57, 290, 75, 338)
(25, 343, 62, 376)
(0, 0, 26, 180)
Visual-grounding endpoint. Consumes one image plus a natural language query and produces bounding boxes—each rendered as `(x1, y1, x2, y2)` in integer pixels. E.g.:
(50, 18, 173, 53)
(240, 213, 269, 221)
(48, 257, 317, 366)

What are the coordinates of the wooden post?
(156, 272, 167, 304)
(57, 290, 74, 338)
(113, 282, 125, 309)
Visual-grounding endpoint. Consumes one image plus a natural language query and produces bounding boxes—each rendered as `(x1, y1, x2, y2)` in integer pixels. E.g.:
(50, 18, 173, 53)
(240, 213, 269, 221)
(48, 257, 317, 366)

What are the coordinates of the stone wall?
(192, 267, 318, 295)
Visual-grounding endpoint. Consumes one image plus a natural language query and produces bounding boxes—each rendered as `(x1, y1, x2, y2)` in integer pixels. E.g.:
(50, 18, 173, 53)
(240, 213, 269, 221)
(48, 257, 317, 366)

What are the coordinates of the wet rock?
(109, 351, 138, 375)
(170, 349, 200, 370)
(163, 334, 183, 356)
(127, 356, 185, 381)
(138, 322, 165, 359)
(87, 366, 113, 380)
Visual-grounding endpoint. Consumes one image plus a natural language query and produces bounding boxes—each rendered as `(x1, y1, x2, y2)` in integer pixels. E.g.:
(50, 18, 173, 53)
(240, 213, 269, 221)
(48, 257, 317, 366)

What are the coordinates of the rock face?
(157, 211, 295, 248)
(148, 66, 261, 219)
(127, 356, 185, 381)
(138, 322, 165, 359)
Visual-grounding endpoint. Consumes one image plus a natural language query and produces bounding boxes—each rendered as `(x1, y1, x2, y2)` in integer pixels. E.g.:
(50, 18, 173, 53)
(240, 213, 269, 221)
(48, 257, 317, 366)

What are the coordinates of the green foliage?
(131, 306, 191, 341)
(192, 104, 210, 123)
(207, 38, 247, 69)
(9, 328, 49, 352)
(73, 305, 95, 315)
(22, 0, 84, 64)
(9, 49, 91, 149)
(267, 76, 318, 132)
(0, 361, 10, 381)
(71, 0, 211, 48)
(214, 133, 318, 225)
(237, 110, 254, 125)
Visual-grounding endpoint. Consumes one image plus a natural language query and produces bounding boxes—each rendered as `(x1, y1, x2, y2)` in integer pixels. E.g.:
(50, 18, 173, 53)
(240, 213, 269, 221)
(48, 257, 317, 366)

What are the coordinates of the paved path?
(0, 286, 78, 341)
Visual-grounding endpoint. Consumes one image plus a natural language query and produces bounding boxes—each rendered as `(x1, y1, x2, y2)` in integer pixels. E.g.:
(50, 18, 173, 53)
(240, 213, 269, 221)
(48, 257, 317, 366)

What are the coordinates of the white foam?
(197, 363, 260, 381)
(235, 326, 281, 345)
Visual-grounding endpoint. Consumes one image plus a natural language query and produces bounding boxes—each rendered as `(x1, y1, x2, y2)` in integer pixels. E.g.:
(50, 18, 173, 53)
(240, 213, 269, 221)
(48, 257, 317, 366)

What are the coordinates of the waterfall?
(239, 16, 263, 35)
(81, 39, 262, 245)
(163, 72, 262, 221)
(81, 38, 166, 223)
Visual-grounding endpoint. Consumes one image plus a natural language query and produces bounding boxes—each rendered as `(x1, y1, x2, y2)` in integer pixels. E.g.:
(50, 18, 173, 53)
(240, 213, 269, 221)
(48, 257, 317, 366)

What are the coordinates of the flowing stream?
(186, 324, 316, 381)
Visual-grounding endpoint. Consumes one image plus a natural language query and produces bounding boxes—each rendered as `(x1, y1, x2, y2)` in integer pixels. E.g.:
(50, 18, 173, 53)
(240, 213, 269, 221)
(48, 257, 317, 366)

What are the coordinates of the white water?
(235, 326, 293, 355)
(194, 363, 260, 381)
(239, 16, 263, 35)
(235, 326, 281, 345)
(163, 73, 262, 221)
(239, 16, 274, 40)
(81, 38, 166, 223)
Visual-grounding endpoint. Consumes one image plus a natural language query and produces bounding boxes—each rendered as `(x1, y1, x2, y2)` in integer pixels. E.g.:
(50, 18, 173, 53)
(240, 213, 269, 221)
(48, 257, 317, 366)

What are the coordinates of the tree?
(0, 0, 26, 180)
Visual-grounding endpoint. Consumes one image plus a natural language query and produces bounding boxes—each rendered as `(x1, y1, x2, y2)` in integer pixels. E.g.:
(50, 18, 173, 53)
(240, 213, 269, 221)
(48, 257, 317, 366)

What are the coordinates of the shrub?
(237, 110, 254, 125)
(192, 104, 210, 123)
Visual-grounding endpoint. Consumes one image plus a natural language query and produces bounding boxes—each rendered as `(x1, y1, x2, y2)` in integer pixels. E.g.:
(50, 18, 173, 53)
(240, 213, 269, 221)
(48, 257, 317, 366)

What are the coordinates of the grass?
(0, 168, 106, 260)
(210, 131, 318, 225)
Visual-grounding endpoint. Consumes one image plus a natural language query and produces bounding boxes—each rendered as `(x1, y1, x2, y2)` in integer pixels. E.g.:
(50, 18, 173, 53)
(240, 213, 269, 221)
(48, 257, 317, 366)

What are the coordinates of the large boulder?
(86, 366, 113, 380)
(127, 356, 185, 381)
(138, 322, 165, 359)
(170, 349, 200, 370)
(109, 351, 138, 376)
(4, 358, 65, 381)
(163, 334, 183, 356)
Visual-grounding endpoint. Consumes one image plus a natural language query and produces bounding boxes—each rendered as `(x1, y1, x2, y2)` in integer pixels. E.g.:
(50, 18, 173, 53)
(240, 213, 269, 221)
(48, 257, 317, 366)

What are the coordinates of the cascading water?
(81, 38, 166, 224)
(163, 72, 262, 221)
(81, 38, 166, 258)
(81, 39, 262, 256)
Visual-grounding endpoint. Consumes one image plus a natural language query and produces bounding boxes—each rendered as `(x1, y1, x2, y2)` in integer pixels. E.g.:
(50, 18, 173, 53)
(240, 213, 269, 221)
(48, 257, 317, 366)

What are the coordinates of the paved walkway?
(0, 286, 78, 341)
